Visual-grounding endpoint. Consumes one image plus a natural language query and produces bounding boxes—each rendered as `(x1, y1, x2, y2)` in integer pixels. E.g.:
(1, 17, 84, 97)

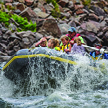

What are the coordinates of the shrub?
(0, 9, 36, 32)
(11, 14, 36, 32)
(0, 10, 10, 26)
(46, 0, 60, 18)
(81, 0, 91, 7)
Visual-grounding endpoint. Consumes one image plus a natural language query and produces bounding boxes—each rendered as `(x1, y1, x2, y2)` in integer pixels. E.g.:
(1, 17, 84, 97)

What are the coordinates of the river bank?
(0, 0, 108, 62)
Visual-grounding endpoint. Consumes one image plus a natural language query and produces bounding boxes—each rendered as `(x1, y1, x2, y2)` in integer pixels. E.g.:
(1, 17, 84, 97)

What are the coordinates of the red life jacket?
(66, 33, 81, 45)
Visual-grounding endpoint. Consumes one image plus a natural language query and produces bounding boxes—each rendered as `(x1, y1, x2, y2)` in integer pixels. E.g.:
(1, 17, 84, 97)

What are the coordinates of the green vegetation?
(81, 0, 91, 7)
(0, 1, 4, 4)
(11, 14, 36, 32)
(0, 9, 36, 32)
(61, 16, 66, 20)
(0, 10, 10, 26)
(46, 0, 60, 18)
(6, 5, 15, 11)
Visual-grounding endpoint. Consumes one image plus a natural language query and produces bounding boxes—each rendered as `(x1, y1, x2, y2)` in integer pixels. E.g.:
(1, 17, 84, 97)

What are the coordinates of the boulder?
(19, 7, 37, 21)
(38, 18, 61, 38)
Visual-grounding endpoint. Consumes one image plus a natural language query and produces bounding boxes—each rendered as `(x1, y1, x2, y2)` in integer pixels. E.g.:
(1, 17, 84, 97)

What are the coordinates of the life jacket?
(103, 53, 108, 59)
(66, 33, 80, 40)
(90, 51, 102, 60)
(61, 43, 70, 52)
(66, 33, 84, 45)
(55, 47, 60, 51)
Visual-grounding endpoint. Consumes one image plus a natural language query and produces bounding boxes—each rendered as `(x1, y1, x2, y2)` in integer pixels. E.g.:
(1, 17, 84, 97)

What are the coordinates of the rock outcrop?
(0, 0, 108, 61)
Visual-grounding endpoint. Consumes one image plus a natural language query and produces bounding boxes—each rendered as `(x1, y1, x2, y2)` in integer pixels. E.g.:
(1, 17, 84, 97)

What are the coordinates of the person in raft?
(90, 43, 108, 60)
(60, 35, 71, 54)
(35, 37, 47, 47)
(60, 27, 85, 47)
(70, 37, 85, 55)
(47, 38, 60, 51)
(54, 38, 61, 51)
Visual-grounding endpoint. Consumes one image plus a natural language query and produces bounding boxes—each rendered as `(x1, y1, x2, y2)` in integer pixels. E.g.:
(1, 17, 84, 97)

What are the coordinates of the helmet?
(95, 43, 102, 47)
(68, 27, 76, 33)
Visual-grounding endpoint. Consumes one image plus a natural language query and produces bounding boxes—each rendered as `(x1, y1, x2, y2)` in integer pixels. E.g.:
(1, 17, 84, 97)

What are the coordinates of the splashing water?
(6, 51, 107, 97)
(0, 52, 108, 108)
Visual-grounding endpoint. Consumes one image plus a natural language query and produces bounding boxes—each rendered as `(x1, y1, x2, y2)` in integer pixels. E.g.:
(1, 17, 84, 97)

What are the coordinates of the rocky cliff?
(0, 0, 108, 61)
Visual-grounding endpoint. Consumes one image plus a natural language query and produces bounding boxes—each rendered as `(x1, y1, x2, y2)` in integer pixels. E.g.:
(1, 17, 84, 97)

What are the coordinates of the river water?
(0, 55, 108, 108)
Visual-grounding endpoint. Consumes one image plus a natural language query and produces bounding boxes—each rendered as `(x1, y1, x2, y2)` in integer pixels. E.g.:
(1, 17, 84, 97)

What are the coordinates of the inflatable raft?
(3, 47, 107, 95)
(3, 47, 105, 82)
(3, 47, 77, 84)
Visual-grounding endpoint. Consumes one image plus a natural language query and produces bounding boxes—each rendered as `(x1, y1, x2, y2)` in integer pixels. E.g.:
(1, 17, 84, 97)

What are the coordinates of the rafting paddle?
(82, 45, 108, 54)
